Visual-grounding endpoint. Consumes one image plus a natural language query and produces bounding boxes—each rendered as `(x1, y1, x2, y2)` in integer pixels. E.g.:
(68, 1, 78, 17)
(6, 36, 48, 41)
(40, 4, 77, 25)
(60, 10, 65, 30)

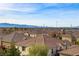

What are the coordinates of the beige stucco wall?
(77, 38, 79, 41)
(0, 42, 11, 48)
(62, 37, 72, 42)
(15, 45, 30, 56)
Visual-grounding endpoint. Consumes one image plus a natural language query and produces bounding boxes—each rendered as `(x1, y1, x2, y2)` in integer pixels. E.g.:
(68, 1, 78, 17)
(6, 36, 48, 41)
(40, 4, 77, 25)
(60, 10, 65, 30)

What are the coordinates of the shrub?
(28, 44, 49, 56)
(0, 42, 20, 56)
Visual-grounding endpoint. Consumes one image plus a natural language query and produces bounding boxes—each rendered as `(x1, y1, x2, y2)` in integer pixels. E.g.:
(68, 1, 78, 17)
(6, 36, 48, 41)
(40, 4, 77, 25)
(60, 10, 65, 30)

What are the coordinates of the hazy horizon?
(0, 3, 79, 27)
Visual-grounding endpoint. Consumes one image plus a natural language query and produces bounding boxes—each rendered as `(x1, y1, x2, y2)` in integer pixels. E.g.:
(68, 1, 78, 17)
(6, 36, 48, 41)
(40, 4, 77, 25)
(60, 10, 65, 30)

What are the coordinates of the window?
(22, 46, 26, 51)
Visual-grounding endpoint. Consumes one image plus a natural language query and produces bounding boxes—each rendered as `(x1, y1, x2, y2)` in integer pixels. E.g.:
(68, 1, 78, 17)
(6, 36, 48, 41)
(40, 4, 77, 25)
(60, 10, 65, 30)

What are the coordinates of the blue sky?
(0, 3, 79, 27)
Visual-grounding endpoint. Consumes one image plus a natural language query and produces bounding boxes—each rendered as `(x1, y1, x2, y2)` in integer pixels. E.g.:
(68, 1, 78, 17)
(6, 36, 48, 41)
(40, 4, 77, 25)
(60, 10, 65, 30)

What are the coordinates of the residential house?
(15, 34, 65, 56)
(72, 33, 79, 42)
(62, 34, 72, 42)
(0, 31, 27, 48)
(62, 40, 72, 49)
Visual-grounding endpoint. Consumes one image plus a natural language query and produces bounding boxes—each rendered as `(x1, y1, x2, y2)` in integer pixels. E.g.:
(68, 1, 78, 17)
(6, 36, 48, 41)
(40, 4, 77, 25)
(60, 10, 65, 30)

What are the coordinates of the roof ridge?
(11, 32, 17, 42)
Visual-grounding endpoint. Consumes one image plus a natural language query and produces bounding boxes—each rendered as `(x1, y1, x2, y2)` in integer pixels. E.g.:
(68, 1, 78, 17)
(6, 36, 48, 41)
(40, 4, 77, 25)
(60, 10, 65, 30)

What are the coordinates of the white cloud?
(0, 3, 13, 10)
(0, 3, 38, 13)
(0, 18, 79, 27)
(0, 18, 56, 26)
(0, 19, 16, 23)
(3, 8, 37, 13)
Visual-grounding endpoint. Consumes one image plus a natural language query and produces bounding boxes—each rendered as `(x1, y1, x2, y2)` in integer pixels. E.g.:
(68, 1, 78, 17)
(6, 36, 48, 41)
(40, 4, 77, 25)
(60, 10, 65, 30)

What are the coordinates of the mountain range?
(0, 23, 79, 28)
(0, 23, 40, 28)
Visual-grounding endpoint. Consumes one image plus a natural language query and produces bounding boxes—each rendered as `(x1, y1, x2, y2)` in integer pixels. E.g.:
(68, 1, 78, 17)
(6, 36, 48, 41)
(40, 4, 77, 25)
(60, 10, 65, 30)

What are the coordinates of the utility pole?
(43, 24, 45, 27)
(70, 24, 73, 34)
(71, 24, 72, 28)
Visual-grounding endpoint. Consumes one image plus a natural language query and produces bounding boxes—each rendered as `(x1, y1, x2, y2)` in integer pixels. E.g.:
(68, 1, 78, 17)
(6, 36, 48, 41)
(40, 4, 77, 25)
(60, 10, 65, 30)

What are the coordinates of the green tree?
(0, 42, 20, 56)
(0, 48, 6, 56)
(5, 43, 20, 56)
(28, 44, 49, 56)
(76, 41, 79, 45)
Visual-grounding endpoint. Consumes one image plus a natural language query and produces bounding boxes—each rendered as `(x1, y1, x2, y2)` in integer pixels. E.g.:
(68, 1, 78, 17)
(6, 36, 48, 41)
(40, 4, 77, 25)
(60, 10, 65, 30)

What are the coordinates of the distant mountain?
(0, 23, 40, 28)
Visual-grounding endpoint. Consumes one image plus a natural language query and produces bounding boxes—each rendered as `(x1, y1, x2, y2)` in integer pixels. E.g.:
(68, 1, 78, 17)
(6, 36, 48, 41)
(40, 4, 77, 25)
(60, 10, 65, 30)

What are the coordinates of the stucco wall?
(77, 38, 79, 41)
(15, 45, 30, 56)
(62, 37, 72, 42)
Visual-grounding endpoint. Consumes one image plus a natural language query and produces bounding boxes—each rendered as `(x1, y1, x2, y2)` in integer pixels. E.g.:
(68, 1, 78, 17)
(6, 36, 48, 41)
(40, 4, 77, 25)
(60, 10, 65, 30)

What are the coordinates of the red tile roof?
(59, 45, 79, 56)
(16, 35, 63, 49)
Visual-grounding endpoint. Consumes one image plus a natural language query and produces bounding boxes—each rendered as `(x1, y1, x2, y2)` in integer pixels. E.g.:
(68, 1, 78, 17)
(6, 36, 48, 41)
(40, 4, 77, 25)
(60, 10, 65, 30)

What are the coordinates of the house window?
(22, 46, 26, 51)
(51, 49, 53, 54)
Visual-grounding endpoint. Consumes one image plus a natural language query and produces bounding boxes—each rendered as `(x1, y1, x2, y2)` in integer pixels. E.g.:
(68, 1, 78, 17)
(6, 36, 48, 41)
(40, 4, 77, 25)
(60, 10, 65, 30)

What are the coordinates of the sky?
(0, 3, 79, 27)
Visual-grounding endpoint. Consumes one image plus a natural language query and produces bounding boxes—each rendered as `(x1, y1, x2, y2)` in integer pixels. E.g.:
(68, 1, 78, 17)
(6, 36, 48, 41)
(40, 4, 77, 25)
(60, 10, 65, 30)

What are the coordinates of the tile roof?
(62, 34, 72, 37)
(16, 34, 63, 49)
(59, 45, 79, 56)
(0, 32, 26, 42)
